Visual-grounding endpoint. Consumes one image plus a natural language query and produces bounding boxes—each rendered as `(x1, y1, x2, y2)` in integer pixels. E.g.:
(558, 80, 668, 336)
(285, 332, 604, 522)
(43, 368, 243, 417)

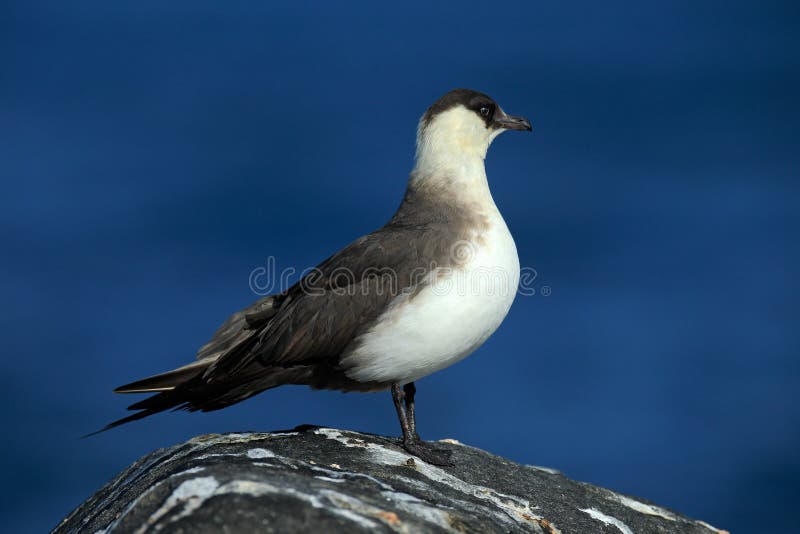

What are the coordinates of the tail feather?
(83, 390, 185, 437)
(87, 362, 314, 437)
(85, 360, 213, 437)
(113, 359, 214, 393)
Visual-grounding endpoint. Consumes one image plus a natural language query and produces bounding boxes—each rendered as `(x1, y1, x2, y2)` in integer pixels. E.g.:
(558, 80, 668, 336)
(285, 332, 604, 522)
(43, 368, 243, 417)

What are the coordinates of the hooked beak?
(492, 108, 532, 131)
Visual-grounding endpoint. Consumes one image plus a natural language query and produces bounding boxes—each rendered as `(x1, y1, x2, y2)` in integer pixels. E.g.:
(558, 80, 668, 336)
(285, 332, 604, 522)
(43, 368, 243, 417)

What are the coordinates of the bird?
(98, 88, 531, 466)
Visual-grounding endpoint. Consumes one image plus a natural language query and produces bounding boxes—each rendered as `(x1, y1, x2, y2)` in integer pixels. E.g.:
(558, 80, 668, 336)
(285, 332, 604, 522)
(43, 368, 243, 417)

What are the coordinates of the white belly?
(341, 217, 519, 385)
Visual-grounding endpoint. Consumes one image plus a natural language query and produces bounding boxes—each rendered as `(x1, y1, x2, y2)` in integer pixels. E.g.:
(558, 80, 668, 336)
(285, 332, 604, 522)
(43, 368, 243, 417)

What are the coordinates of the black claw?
(403, 439, 454, 466)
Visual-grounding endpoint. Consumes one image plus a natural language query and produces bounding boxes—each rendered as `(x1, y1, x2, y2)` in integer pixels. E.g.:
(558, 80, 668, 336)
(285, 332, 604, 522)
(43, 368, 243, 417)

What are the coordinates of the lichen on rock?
(55, 427, 728, 534)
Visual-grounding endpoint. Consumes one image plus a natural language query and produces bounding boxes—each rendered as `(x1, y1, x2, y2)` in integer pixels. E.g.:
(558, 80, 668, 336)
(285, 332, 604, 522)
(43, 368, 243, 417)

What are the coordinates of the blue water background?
(1, 2, 798, 532)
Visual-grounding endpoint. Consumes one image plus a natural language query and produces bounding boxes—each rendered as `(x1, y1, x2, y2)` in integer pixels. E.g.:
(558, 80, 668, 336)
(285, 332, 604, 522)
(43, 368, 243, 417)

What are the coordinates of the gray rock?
(55, 427, 728, 533)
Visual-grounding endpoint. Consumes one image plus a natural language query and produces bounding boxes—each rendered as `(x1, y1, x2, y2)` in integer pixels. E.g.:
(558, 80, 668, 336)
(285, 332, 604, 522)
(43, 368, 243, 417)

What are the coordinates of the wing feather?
(203, 225, 449, 382)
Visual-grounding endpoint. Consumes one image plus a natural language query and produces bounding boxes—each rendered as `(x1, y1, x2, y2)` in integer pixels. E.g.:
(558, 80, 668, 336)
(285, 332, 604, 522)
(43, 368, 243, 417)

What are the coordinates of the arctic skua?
(100, 88, 532, 465)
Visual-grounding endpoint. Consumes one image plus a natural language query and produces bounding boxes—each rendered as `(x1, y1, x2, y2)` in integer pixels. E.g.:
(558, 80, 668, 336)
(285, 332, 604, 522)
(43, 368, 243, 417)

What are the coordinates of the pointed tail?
(86, 358, 313, 437)
(84, 359, 214, 437)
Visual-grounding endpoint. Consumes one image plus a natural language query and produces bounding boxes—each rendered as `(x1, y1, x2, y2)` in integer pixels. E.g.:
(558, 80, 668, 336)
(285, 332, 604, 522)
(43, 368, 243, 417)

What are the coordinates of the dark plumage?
(421, 88, 497, 128)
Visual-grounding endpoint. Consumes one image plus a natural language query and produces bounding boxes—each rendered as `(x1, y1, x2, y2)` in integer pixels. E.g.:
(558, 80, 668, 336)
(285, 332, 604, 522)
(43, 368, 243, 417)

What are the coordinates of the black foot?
(402, 439, 454, 466)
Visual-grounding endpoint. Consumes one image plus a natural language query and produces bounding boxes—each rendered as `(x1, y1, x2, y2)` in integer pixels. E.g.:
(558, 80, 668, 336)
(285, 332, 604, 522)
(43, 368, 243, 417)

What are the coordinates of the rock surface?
(56, 426, 727, 533)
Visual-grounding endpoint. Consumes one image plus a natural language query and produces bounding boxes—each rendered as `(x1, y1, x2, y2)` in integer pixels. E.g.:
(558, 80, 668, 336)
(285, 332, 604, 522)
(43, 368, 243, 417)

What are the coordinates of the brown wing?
(193, 295, 279, 362)
(203, 223, 450, 383)
(98, 193, 472, 431)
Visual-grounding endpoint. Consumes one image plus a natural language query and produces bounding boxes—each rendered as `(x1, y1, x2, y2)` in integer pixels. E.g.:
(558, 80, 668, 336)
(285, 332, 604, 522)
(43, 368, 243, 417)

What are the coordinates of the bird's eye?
(479, 106, 491, 117)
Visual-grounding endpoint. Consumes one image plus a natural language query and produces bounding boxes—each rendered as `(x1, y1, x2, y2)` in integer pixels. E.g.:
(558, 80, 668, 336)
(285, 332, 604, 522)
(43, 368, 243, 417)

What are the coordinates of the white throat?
(410, 106, 505, 205)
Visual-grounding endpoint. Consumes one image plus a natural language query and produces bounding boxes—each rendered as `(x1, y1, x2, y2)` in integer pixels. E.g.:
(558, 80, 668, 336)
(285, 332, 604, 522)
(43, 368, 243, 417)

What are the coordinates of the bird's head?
(414, 88, 531, 170)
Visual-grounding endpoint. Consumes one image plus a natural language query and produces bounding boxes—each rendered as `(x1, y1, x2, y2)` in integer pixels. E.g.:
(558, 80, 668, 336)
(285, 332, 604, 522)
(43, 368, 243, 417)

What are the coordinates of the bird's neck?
(409, 144, 493, 208)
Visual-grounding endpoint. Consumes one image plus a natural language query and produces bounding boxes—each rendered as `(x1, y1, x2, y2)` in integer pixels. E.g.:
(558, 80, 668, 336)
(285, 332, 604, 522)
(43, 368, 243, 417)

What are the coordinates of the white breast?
(340, 213, 519, 385)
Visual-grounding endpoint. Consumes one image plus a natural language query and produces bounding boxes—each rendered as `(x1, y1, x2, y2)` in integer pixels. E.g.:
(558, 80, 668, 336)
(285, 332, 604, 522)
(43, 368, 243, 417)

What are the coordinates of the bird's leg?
(403, 382, 421, 442)
(391, 383, 412, 438)
(391, 383, 453, 466)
